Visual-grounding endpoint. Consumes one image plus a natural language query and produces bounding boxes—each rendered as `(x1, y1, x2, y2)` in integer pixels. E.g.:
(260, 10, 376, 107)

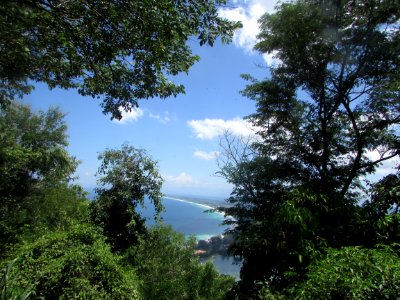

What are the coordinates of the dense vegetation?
(0, 102, 235, 299)
(1, 0, 400, 299)
(218, 0, 400, 298)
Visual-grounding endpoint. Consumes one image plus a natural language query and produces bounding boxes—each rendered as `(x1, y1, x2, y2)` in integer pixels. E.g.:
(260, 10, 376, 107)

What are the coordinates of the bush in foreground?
(258, 246, 400, 300)
(1, 224, 140, 299)
(295, 246, 400, 299)
(126, 225, 235, 300)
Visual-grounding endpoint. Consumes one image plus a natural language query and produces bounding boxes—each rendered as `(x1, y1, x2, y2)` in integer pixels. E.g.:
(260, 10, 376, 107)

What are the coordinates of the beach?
(139, 195, 241, 279)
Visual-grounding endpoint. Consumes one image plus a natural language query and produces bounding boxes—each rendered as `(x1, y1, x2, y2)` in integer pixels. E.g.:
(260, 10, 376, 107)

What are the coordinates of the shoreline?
(163, 195, 225, 217)
(163, 195, 236, 222)
(160, 195, 241, 279)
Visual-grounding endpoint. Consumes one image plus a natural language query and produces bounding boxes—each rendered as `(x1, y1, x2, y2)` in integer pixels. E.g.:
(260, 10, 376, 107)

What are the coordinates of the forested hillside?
(1, 0, 400, 299)
(0, 101, 235, 299)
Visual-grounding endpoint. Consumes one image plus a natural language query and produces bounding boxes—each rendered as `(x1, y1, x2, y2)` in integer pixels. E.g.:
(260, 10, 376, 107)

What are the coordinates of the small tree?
(90, 144, 163, 251)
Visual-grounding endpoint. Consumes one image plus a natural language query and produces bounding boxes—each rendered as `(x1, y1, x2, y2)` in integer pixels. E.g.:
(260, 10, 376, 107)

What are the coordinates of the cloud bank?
(114, 107, 173, 125)
(366, 150, 399, 177)
(194, 150, 220, 161)
(163, 172, 197, 186)
(219, 0, 279, 65)
(187, 117, 257, 140)
(149, 111, 171, 124)
(113, 107, 144, 124)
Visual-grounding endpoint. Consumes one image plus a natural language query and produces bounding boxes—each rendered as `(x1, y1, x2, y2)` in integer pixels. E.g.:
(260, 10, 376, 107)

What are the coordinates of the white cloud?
(113, 108, 174, 125)
(262, 51, 279, 67)
(187, 117, 258, 140)
(114, 106, 144, 124)
(219, 0, 279, 65)
(375, 160, 398, 176)
(194, 150, 221, 161)
(149, 111, 171, 124)
(163, 172, 199, 187)
(366, 150, 399, 177)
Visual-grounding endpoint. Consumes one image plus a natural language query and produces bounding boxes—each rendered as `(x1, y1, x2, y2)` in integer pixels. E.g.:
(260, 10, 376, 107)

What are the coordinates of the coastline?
(157, 195, 241, 279)
(163, 195, 234, 221)
(163, 196, 225, 218)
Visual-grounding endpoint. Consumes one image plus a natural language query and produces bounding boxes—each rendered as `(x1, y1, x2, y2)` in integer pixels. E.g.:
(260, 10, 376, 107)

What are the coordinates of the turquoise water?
(140, 196, 241, 279)
(141, 196, 228, 239)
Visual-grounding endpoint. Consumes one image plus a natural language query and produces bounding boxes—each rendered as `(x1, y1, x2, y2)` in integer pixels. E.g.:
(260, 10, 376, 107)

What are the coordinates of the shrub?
(294, 246, 400, 299)
(2, 224, 140, 299)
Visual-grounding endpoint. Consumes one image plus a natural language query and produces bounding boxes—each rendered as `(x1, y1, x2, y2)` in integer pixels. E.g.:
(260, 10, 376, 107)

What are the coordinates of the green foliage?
(96, 144, 164, 211)
(2, 224, 140, 299)
(0, 102, 84, 255)
(0, 0, 240, 118)
(362, 173, 400, 245)
(25, 184, 89, 234)
(0, 101, 77, 189)
(90, 144, 163, 251)
(249, 0, 400, 199)
(219, 0, 400, 295)
(222, 181, 337, 294)
(367, 173, 400, 216)
(292, 246, 400, 300)
(1, 259, 33, 300)
(0, 102, 234, 299)
(126, 225, 235, 300)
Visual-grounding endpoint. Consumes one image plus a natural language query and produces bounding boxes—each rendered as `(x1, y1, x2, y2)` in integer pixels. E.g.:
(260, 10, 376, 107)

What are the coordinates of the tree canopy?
(90, 144, 163, 251)
(219, 0, 400, 296)
(250, 0, 400, 199)
(0, 0, 240, 118)
(0, 102, 83, 255)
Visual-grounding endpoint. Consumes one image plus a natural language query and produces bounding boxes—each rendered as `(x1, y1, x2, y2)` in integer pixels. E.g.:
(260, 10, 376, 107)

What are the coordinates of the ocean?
(139, 195, 241, 279)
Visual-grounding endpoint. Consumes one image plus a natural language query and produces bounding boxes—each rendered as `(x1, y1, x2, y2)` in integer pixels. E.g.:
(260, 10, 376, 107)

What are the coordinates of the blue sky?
(21, 0, 398, 198)
(22, 43, 266, 197)
(21, 0, 277, 198)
